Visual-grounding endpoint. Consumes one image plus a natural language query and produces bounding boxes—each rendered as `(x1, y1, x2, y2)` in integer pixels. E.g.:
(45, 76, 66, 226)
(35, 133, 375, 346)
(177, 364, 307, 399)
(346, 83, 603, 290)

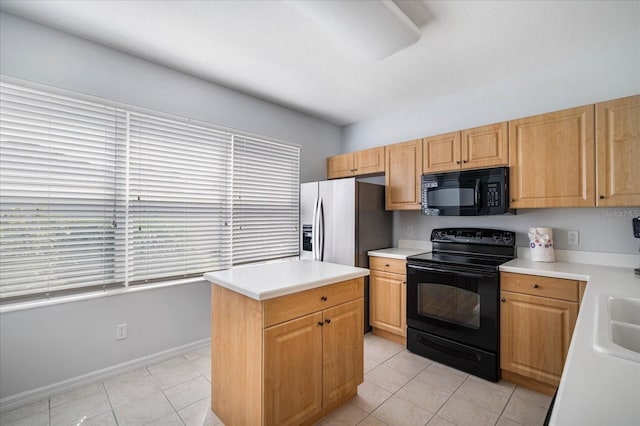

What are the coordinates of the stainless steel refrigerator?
(300, 177, 393, 332)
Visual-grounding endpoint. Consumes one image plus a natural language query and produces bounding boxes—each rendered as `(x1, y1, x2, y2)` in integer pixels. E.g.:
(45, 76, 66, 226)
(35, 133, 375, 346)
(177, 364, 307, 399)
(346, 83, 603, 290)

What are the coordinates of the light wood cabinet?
(212, 278, 364, 426)
(461, 122, 509, 170)
(423, 123, 508, 173)
(385, 139, 422, 210)
(508, 105, 596, 208)
(327, 147, 384, 179)
(500, 272, 579, 391)
(264, 312, 323, 426)
(422, 131, 461, 173)
(326, 153, 354, 179)
(595, 95, 640, 207)
(369, 257, 406, 344)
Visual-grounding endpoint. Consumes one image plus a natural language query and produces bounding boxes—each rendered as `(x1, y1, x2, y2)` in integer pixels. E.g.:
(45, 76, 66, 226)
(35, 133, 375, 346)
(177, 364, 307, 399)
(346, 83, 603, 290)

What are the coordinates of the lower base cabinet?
(212, 278, 364, 426)
(500, 272, 580, 392)
(369, 256, 407, 344)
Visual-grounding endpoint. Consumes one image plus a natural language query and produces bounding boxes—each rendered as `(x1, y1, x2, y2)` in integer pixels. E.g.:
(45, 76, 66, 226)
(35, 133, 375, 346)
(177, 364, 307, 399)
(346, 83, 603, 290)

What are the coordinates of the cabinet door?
(370, 270, 406, 337)
(596, 95, 640, 207)
(461, 122, 508, 170)
(509, 105, 595, 208)
(423, 131, 461, 173)
(322, 299, 364, 407)
(500, 291, 578, 386)
(327, 153, 354, 179)
(385, 139, 423, 210)
(264, 312, 323, 426)
(354, 147, 385, 175)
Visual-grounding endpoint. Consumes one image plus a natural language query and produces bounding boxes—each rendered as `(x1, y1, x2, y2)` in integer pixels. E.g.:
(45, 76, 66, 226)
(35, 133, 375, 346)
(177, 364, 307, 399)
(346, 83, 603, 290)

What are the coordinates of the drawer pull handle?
(318, 321, 324, 327)
(325, 319, 331, 324)
(501, 298, 506, 303)
(385, 264, 390, 267)
(533, 284, 539, 288)
(321, 296, 328, 301)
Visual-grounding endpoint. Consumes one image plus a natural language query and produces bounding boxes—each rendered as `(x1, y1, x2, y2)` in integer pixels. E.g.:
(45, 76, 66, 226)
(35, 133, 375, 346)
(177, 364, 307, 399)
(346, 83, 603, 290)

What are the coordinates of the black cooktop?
(407, 251, 511, 270)
(407, 227, 517, 272)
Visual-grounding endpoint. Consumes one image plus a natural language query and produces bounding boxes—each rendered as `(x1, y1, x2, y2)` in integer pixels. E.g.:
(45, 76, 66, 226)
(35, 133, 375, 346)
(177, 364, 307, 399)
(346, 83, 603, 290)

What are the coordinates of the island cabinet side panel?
(211, 284, 263, 426)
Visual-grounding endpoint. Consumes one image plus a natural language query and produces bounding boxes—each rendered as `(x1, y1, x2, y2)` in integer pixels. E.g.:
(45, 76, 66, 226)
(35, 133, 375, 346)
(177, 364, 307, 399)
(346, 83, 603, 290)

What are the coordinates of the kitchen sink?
(594, 294, 640, 362)
(608, 296, 640, 325)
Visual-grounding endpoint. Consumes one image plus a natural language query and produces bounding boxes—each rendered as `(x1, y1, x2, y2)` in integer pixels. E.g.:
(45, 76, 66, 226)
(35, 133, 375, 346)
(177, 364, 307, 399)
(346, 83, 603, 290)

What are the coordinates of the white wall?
(343, 37, 640, 255)
(0, 11, 340, 403)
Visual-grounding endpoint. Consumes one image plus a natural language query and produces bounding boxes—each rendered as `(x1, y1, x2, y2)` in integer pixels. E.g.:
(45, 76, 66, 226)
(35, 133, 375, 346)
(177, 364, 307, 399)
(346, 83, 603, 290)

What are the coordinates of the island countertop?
(203, 259, 369, 301)
(500, 258, 640, 426)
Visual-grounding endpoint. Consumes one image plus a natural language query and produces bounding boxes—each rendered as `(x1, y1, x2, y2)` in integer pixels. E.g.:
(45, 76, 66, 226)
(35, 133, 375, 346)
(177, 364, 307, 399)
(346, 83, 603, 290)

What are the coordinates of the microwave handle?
(475, 178, 481, 214)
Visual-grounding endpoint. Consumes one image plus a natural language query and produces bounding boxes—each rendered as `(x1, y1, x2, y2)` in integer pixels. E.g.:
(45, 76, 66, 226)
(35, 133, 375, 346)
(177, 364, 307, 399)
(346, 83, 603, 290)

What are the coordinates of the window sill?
(0, 277, 207, 314)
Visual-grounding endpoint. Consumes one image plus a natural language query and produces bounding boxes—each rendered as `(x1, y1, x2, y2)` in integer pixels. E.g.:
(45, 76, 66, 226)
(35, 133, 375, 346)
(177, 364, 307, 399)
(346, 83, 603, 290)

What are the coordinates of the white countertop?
(368, 247, 429, 260)
(203, 259, 369, 301)
(500, 258, 640, 426)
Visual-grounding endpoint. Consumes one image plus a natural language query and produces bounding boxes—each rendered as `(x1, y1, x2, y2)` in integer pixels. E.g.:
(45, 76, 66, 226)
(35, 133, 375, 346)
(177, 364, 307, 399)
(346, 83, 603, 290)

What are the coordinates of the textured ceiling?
(1, 0, 638, 125)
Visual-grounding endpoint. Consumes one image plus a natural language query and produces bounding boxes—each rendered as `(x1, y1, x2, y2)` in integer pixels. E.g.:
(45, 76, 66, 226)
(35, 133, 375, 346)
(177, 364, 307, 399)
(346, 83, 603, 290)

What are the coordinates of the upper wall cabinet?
(595, 95, 640, 207)
(509, 105, 596, 208)
(385, 139, 422, 210)
(422, 122, 508, 173)
(327, 147, 384, 179)
(422, 131, 461, 173)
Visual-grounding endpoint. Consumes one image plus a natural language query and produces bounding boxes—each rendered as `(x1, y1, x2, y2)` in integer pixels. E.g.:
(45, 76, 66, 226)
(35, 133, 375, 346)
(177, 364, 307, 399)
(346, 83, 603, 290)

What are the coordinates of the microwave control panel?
(487, 183, 501, 207)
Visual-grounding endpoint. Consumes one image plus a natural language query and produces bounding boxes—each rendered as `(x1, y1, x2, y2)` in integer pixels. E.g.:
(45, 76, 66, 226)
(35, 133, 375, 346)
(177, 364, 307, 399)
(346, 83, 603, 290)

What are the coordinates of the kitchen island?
(204, 259, 369, 426)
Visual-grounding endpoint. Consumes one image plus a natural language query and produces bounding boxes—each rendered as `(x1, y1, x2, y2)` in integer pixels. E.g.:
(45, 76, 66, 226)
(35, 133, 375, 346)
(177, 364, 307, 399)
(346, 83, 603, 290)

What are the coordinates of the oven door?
(406, 263, 499, 351)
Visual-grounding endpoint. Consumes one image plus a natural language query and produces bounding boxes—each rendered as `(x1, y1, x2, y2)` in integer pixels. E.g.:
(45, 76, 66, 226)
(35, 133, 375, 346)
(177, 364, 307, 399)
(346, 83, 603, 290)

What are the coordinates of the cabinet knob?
(384, 264, 390, 267)
(318, 321, 324, 327)
(533, 283, 539, 288)
(463, 160, 468, 163)
(501, 298, 506, 303)
(599, 195, 605, 199)
(402, 281, 407, 284)
(511, 198, 516, 202)
(456, 161, 461, 164)
(325, 319, 331, 324)
(321, 296, 328, 301)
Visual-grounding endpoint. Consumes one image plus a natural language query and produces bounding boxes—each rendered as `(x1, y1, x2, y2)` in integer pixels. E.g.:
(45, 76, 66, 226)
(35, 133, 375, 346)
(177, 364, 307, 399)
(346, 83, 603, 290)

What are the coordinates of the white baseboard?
(0, 338, 210, 412)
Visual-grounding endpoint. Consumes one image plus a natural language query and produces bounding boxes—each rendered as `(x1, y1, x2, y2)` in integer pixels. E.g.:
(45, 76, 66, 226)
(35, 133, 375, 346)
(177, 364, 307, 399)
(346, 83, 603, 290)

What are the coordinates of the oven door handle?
(475, 178, 481, 214)
(407, 264, 494, 279)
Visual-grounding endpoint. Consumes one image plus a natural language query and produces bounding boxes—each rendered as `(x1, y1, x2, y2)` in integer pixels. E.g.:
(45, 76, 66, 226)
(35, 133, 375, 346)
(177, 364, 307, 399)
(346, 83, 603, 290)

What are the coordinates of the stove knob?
(503, 234, 513, 243)
(492, 232, 502, 241)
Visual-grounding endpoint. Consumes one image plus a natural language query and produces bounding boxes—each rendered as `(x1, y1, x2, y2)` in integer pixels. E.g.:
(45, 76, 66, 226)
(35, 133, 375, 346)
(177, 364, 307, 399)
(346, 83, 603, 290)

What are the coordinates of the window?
(232, 135, 300, 264)
(127, 113, 232, 283)
(0, 80, 300, 301)
(0, 83, 125, 298)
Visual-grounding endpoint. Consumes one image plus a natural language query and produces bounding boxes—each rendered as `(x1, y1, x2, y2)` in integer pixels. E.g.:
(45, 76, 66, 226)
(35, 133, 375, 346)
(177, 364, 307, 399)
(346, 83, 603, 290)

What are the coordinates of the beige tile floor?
(0, 334, 552, 426)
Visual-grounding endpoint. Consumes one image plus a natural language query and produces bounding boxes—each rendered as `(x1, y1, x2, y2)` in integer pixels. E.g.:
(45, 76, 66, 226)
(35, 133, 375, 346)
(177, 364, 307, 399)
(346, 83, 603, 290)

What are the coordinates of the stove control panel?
(431, 228, 516, 247)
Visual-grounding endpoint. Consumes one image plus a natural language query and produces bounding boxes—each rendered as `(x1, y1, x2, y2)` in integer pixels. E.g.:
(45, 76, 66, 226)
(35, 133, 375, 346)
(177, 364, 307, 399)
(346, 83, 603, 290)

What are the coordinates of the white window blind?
(232, 135, 300, 264)
(0, 80, 301, 301)
(0, 82, 126, 299)
(127, 114, 232, 283)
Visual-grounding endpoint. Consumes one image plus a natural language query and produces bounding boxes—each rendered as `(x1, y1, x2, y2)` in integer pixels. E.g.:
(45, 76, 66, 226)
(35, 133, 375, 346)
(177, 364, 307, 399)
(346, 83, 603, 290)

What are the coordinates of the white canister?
(528, 227, 555, 262)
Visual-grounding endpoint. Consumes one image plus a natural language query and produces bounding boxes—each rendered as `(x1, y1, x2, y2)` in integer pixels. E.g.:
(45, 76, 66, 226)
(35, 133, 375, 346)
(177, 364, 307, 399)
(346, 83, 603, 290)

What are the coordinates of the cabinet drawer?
(263, 278, 364, 327)
(501, 272, 578, 302)
(369, 257, 406, 275)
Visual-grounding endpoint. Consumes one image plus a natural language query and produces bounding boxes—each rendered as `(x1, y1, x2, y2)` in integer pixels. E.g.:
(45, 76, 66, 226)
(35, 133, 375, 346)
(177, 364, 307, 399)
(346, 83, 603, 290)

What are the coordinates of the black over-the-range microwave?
(421, 166, 512, 216)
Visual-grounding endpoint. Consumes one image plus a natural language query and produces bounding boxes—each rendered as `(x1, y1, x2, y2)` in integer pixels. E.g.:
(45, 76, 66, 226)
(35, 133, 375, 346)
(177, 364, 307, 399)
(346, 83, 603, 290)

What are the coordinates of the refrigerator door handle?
(312, 197, 319, 260)
(318, 197, 325, 261)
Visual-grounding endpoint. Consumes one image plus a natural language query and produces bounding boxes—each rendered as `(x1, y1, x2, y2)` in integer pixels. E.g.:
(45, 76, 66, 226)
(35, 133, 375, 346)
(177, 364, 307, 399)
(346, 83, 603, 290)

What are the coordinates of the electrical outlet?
(568, 230, 579, 245)
(116, 323, 127, 340)
(407, 226, 414, 237)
